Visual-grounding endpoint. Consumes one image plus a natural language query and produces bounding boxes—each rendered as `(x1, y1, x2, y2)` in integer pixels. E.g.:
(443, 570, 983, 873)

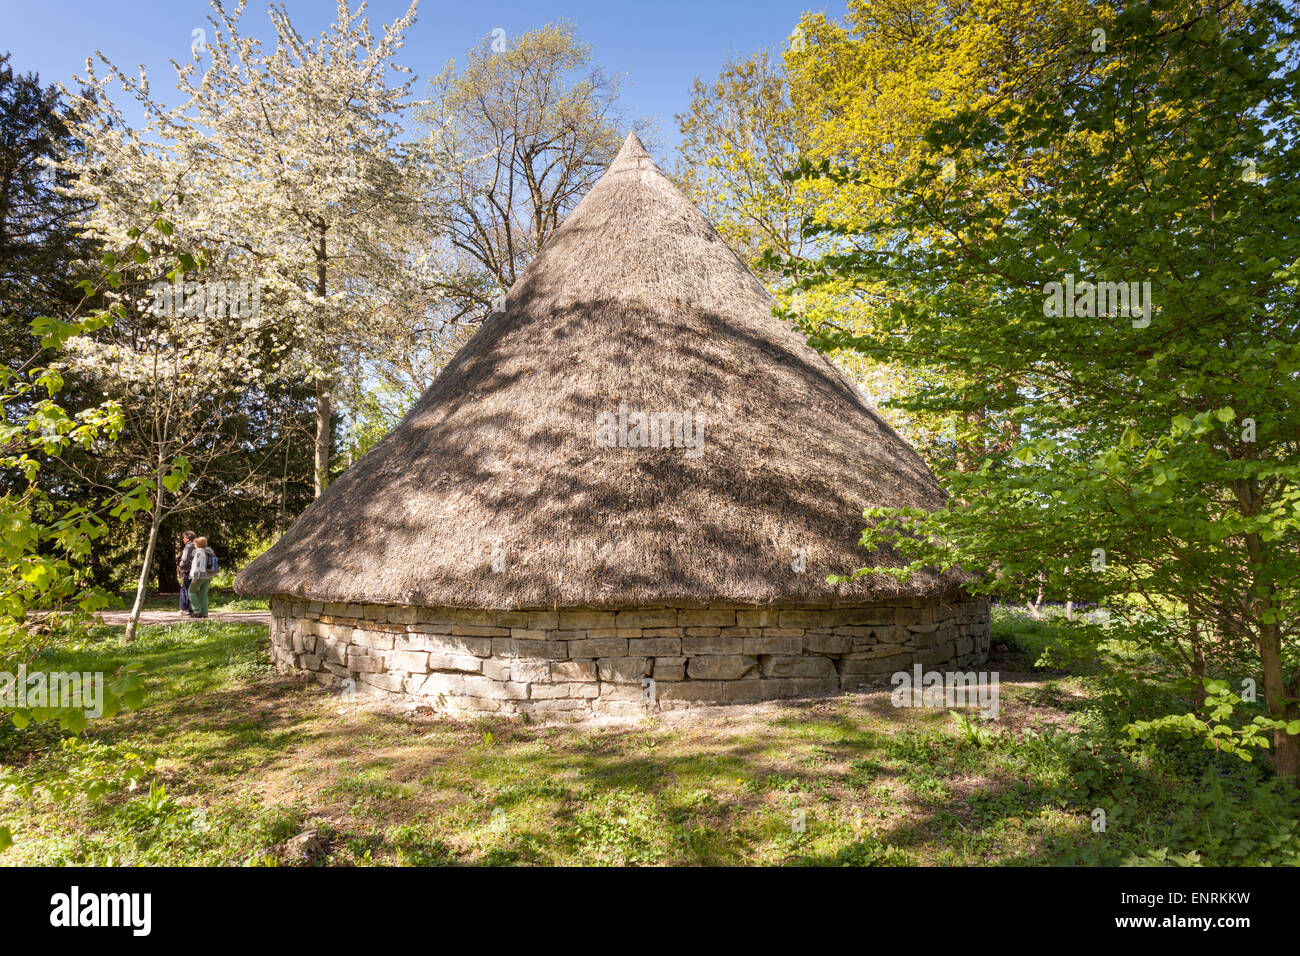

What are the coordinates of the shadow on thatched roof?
(236, 133, 966, 608)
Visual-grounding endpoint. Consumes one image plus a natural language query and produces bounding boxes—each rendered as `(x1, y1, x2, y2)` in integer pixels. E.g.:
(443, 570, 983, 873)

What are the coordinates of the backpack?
(192, 547, 217, 580)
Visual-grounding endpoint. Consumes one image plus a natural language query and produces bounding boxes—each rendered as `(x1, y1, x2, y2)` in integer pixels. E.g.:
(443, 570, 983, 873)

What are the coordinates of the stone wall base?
(267, 598, 991, 717)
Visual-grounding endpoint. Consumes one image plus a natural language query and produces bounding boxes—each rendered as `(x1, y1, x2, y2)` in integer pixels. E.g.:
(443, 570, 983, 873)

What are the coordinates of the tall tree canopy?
(781, 0, 1300, 777)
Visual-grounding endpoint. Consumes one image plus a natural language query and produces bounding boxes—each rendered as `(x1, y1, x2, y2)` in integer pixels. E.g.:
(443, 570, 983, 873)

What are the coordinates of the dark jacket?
(179, 541, 195, 581)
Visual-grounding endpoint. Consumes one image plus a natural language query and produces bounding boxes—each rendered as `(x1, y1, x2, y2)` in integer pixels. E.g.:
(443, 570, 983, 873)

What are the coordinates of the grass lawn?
(0, 613, 1294, 866)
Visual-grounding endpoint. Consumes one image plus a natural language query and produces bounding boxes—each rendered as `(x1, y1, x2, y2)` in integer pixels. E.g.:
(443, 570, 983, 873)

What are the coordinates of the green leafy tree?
(782, 0, 1300, 777)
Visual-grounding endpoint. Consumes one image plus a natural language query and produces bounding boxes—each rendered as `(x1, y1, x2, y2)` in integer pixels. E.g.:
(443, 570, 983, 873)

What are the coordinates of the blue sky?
(0, 0, 847, 154)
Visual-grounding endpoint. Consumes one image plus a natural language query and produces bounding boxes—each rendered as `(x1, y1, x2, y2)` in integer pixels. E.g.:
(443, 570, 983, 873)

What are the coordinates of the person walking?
(178, 531, 197, 616)
(188, 536, 218, 619)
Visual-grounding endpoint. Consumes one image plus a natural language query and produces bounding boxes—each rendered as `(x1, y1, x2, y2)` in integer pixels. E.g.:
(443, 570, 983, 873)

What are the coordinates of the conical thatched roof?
(237, 133, 964, 608)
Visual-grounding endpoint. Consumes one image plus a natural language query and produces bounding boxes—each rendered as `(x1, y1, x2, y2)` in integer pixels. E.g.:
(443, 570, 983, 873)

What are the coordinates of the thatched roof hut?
(238, 133, 988, 715)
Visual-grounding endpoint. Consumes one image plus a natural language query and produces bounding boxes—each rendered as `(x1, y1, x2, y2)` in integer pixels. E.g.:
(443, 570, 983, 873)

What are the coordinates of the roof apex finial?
(616, 131, 650, 161)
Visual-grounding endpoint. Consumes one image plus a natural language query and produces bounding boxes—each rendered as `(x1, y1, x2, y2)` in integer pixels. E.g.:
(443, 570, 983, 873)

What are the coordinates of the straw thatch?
(236, 133, 965, 608)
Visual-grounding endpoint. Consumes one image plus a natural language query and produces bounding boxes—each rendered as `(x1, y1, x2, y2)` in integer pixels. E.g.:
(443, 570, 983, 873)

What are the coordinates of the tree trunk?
(1258, 620, 1299, 781)
(124, 484, 166, 643)
(314, 378, 331, 497)
(276, 423, 291, 539)
(313, 221, 331, 498)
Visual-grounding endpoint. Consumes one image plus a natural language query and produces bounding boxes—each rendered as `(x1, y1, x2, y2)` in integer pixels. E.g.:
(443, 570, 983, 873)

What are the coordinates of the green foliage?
(951, 710, 995, 748)
(1126, 680, 1297, 762)
(780, 0, 1300, 774)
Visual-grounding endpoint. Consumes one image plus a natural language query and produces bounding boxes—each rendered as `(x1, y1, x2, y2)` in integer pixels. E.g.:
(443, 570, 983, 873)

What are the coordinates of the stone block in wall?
(408, 673, 468, 698)
(777, 609, 827, 628)
(615, 609, 676, 628)
(411, 622, 453, 635)
(511, 660, 552, 683)
(462, 675, 528, 700)
(518, 698, 590, 714)
(640, 627, 684, 638)
(452, 609, 496, 627)
(351, 629, 395, 651)
(656, 680, 726, 701)
(825, 607, 895, 626)
(347, 647, 386, 673)
(551, 660, 598, 682)
(398, 633, 491, 657)
(837, 653, 912, 676)
(652, 658, 686, 681)
(509, 628, 549, 641)
(299, 654, 321, 671)
(681, 635, 737, 655)
(387, 650, 430, 673)
(481, 658, 510, 680)
(322, 660, 351, 679)
(845, 643, 909, 660)
(735, 609, 780, 628)
(761, 655, 837, 679)
(592, 699, 652, 717)
(803, 633, 852, 655)
(387, 606, 418, 624)
(628, 637, 680, 656)
(597, 657, 651, 682)
(318, 622, 352, 643)
(916, 643, 958, 666)
(742, 635, 802, 655)
(360, 670, 407, 693)
(687, 655, 757, 680)
(685, 627, 721, 637)
(761, 627, 805, 638)
(528, 611, 559, 629)
(453, 625, 511, 638)
(558, 610, 616, 630)
(839, 625, 908, 643)
(596, 682, 646, 701)
(495, 611, 529, 628)
(678, 608, 736, 627)
(567, 637, 627, 658)
(459, 696, 510, 713)
(530, 681, 599, 700)
(493, 638, 569, 659)
(320, 638, 349, 666)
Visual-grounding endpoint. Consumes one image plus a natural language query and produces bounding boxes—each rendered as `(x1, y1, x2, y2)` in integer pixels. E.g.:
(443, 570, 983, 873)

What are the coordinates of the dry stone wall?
(268, 598, 991, 717)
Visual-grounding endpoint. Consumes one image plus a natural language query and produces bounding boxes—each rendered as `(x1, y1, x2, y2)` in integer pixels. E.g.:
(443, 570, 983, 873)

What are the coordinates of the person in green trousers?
(188, 535, 216, 618)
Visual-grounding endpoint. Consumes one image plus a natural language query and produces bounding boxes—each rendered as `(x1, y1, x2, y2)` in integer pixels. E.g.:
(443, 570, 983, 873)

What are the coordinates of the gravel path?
(94, 609, 271, 627)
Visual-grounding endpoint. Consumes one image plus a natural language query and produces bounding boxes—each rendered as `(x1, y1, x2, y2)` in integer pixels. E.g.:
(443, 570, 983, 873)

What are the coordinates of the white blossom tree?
(54, 0, 463, 636)
(63, 0, 457, 499)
